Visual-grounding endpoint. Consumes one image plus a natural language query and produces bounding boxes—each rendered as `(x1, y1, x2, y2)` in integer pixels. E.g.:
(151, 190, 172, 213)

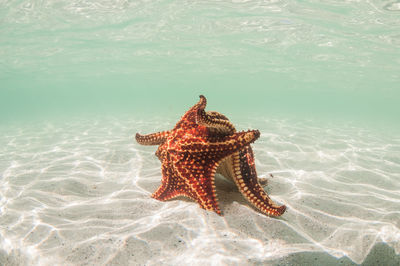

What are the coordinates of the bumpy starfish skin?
(198, 110, 286, 216)
(136, 96, 286, 216)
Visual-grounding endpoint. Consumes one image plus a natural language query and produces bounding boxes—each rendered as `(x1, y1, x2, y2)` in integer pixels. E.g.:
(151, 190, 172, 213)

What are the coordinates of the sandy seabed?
(1, 116, 399, 265)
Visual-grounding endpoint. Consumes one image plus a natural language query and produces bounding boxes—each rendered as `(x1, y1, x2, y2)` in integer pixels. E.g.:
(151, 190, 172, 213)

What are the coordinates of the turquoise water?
(1, 0, 400, 126)
(1, 0, 400, 265)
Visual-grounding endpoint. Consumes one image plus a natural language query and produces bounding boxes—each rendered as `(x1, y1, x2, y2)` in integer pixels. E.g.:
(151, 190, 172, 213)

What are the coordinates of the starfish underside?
(136, 95, 286, 217)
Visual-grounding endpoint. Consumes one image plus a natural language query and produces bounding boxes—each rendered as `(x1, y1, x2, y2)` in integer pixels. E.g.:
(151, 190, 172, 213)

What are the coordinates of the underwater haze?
(1, 0, 400, 125)
(1, 0, 400, 265)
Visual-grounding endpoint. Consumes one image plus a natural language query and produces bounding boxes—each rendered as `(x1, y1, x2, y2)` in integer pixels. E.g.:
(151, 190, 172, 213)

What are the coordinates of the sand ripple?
(0, 116, 399, 265)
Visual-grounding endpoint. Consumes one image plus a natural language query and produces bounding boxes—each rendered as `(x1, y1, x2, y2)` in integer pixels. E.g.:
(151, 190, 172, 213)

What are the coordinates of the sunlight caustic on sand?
(0, 116, 399, 265)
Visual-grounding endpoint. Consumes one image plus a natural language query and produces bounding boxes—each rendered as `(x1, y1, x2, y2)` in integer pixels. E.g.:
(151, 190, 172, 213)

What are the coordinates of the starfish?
(136, 96, 286, 217)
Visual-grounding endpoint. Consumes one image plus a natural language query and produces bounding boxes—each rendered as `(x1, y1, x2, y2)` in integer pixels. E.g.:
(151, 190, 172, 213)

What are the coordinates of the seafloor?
(0, 116, 399, 265)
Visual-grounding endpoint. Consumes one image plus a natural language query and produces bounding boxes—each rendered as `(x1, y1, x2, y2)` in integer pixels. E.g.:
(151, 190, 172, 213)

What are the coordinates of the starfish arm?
(174, 95, 207, 130)
(175, 161, 221, 214)
(204, 111, 229, 121)
(180, 130, 260, 162)
(135, 131, 169, 146)
(196, 109, 236, 135)
(153, 159, 221, 214)
(231, 147, 286, 217)
(152, 161, 198, 201)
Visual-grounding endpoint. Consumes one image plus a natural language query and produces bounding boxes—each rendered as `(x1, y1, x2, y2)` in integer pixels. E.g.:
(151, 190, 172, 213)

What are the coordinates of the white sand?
(0, 116, 399, 265)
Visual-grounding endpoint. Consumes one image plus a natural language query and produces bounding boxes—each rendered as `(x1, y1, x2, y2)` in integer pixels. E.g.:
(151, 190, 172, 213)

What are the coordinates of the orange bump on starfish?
(136, 95, 286, 217)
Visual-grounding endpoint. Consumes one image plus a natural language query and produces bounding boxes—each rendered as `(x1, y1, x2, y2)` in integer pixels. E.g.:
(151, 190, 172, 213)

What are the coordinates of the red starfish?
(136, 96, 286, 216)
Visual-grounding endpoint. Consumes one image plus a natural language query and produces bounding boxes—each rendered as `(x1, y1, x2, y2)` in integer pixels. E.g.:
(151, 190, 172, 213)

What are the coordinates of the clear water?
(1, 0, 400, 265)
